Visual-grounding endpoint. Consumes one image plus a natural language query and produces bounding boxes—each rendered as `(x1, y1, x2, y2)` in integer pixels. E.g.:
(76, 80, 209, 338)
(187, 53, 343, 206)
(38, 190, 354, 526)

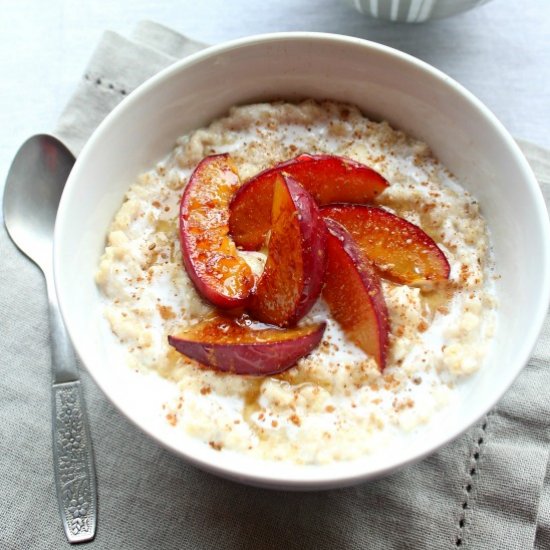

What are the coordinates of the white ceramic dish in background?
(54, 32, 550, 490)
(343, 0, 494, 22)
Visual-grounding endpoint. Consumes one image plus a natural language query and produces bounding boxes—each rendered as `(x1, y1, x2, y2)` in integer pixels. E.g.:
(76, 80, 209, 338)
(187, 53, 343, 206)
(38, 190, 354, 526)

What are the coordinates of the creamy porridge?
(96, 100, 497, 464)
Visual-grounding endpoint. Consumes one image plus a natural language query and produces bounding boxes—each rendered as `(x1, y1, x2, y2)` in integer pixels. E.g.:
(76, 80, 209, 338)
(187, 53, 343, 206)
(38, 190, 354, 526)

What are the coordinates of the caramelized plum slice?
(168, 316, 326, 376)
(323, 219, 389, 371)
(179, 154, 254, 308)
(248, 174, 327, 327)
(322, 205, 450, 285)
(229, 154, 389, 249)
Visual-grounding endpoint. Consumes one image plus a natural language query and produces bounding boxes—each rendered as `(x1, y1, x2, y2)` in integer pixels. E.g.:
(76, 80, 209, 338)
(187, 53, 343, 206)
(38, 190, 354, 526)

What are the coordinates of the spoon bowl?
(4, 135, 74, 269)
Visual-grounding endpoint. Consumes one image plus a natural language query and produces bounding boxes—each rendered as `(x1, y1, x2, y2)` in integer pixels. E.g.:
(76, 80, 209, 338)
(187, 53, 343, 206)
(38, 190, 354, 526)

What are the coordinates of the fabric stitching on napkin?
(455, 414, 491, 547)
(83, 72, 128, 96)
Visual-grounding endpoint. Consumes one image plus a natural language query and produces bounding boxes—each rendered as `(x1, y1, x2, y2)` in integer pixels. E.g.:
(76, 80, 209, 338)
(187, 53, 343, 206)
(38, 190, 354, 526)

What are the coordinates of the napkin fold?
(56, 22, 206, 156)
(1, 21, 549, 550)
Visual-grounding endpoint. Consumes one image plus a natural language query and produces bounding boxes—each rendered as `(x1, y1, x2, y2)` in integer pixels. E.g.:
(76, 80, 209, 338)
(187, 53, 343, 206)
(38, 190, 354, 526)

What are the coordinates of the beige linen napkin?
(1, 21, 549, 550)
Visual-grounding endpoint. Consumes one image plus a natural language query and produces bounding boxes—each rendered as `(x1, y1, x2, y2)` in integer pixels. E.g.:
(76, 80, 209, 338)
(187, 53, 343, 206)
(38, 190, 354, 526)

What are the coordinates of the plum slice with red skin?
(179, 153, 255, 309)
(321, 205, 450, 286)
(229, 154, 389, 250)
(168, 316, 326, 376)
(248, 173, 327, 327)
(322, 218, 390, 371)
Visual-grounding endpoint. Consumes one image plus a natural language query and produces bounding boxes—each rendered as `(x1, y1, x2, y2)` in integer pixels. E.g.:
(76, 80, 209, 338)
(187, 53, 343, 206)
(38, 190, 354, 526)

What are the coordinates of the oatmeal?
(96, 100, 497, 464)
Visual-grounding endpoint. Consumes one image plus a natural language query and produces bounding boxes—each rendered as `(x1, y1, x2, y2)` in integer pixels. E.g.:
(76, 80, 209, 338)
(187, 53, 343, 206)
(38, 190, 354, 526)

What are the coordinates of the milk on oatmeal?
(96, 100, 497, 464)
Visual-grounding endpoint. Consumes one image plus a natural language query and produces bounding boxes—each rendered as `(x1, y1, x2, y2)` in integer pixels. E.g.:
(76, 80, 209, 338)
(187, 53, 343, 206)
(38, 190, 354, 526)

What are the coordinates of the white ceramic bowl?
(343, 0, 494, 22)
(54, 32, 550, 490)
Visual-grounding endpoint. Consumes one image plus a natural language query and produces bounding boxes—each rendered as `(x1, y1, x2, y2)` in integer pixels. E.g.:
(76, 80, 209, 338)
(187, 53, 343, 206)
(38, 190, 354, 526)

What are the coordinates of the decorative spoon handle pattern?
(52, 381, 97, 543)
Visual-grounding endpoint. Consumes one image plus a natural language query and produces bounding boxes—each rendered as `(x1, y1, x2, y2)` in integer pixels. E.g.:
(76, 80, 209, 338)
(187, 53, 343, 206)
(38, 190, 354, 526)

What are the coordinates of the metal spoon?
(3, 135, 97, 543)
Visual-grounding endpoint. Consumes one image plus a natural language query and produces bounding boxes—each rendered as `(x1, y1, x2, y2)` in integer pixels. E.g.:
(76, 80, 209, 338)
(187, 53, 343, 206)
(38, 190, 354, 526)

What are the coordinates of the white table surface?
(0, 0, 549, 190)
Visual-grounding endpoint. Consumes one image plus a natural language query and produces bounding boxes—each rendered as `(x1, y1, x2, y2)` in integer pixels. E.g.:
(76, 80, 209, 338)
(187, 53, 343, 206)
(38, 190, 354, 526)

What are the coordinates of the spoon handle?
(47, 270, 80, 384)
(46, 272, 97, 543)
(52, 381, 97, 543)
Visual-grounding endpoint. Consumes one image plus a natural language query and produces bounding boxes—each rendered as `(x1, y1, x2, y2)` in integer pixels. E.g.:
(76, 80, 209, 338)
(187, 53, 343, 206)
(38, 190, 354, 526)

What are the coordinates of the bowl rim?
(54, 31, 550, 489)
